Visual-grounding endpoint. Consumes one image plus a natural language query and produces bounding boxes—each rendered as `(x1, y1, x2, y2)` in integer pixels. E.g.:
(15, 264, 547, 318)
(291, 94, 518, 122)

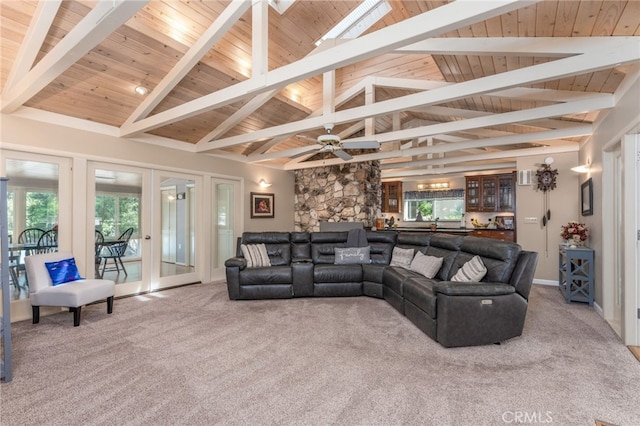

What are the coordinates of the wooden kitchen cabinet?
(382, 181, 402, 213)
(465, 172, 515, 212)
(469, 229, 515, 243)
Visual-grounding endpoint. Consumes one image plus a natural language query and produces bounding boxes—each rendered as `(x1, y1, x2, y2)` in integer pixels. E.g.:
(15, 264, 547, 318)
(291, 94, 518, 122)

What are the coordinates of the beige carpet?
(1, 283, 639, 425)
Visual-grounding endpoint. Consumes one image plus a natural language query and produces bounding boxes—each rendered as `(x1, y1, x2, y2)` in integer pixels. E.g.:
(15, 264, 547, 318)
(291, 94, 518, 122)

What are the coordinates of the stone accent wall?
(294, 161, 381, 232)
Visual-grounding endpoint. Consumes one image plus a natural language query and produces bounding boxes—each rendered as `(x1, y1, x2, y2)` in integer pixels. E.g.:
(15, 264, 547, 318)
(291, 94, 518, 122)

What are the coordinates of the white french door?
(88, 162, 151, 297)
(153, 171, 201, 290)
(211, 178, 242, 281)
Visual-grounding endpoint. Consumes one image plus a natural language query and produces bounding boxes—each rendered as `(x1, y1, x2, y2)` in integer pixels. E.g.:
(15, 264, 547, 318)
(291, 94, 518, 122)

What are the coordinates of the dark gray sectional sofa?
(225, 230, 538, 347)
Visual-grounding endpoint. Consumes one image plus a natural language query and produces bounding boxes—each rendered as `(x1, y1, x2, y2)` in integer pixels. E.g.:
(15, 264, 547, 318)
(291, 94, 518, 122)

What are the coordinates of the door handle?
(144, 235, 151, 240)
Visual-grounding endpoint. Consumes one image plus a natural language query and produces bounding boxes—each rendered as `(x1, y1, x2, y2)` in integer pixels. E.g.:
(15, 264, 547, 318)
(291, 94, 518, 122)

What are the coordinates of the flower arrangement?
(560, 221, 589, 243)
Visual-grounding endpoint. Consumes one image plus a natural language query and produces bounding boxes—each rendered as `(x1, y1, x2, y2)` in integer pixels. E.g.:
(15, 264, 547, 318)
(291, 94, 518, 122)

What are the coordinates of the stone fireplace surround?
(294, 161, 381, 232)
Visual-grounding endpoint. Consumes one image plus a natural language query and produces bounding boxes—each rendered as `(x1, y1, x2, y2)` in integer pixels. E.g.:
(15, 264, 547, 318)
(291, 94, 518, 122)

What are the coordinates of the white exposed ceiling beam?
(1, 0, 147, 114)
(381, 144, 579, 171)
(3, 0, 62, 93)
(347, 97, 611, 145)
(396, 36, 624, 56)
(383, 163, 519, 178)
(119, 0, 533, 137)
(122, 0, 251, 127)
(284, 125, 591, 170)
(203, 35, 633, 151)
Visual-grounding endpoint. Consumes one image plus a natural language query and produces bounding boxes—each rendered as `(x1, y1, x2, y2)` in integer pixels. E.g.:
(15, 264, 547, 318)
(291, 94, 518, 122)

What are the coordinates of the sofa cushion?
(241, 243, 271, 268)
(382, 266, 415, 296)
(389, 246, 415, 269)
(403, 277, 438, 319)
(366, 230, 396, 265)
(311, 232, 349, 264)
(410, 252, 443, 279)
(240, 232, 292, 266)
(334, 246, 371, 264)
(314, 264, 363, 283)
(458, 236, 521, 283)
(239, 265, 292, 285)
(451, 255, 487, 282)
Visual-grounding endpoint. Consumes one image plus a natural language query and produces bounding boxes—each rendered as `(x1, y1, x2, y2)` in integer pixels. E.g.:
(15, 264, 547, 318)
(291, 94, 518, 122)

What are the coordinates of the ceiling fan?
(296, 123, 380, 161)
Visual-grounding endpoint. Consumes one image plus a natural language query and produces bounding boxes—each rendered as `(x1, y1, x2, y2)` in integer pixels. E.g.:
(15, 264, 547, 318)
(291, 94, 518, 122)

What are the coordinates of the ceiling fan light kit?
(295, 123, 380, 162)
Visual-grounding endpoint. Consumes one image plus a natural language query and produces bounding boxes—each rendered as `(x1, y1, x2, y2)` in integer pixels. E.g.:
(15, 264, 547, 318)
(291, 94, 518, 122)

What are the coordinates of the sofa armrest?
(433, 282, 515, 297)
(225, 257, 247, 270)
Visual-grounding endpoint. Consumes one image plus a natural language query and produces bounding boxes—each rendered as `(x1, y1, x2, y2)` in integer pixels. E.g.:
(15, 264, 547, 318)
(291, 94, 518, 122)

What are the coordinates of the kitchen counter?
(388, 227, 512, 232)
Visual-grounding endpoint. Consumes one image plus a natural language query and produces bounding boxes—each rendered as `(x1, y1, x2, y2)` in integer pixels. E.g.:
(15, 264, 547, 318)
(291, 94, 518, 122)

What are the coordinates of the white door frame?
(622, 134, 639, 345)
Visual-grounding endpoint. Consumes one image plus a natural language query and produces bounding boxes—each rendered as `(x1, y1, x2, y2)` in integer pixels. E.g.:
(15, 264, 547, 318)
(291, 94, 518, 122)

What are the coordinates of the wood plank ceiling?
(1, 0, 639, 179)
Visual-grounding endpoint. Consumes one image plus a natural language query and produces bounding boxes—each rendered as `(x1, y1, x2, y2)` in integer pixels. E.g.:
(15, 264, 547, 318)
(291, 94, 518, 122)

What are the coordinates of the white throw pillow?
(451, 255, 487, 282)
(410, 251, 443, 279)
(241, 243, 271, 268)
(389, 247, 415, 269)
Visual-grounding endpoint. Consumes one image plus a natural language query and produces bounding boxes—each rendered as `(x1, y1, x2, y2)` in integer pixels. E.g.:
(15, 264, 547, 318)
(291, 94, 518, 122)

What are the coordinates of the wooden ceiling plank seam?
(572, 0, 603, 36)
(552, 0, 580, 37)
(122, 0, 252, 127)
(1, 0, 147, 114)
(3, 0, 62, 93)
(613, 1, 640, 35)
(206, 38, 635, 150)
(591, 0, 626, 36)
(120, 0, 535, 137)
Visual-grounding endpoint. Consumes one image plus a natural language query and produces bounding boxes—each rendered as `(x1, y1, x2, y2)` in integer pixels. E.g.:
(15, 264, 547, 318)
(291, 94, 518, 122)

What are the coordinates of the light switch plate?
(524, 217, 538, 224)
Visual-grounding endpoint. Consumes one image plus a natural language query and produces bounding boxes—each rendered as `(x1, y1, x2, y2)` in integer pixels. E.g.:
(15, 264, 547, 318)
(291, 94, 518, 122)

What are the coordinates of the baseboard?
(533, 278, 558, 286)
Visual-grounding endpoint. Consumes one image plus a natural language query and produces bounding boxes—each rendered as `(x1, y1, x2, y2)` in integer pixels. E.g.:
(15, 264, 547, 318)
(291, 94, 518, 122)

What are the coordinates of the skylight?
(315, 0, 392, 46)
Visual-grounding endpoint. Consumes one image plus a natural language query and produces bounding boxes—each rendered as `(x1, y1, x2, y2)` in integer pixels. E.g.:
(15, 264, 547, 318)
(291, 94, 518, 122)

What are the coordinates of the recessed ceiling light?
(135, 86, 149, 95)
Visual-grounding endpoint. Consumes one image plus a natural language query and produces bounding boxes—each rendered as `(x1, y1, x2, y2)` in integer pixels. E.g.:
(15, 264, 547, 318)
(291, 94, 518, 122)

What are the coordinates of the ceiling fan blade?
(341, 140, 380, 149)
(296, 134, 319, 144)
(333, 149, 353, 161)
(289, 144, 323, 158)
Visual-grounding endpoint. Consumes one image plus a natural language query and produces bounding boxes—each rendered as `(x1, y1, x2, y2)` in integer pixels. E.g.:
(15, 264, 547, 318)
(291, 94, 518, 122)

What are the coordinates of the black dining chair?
(100, 227, 134, 277)
(18, 227, 46, 253)
(14, 227, 46, 286)
(95, 230, 105, 277)
(35, 229, 58, 254)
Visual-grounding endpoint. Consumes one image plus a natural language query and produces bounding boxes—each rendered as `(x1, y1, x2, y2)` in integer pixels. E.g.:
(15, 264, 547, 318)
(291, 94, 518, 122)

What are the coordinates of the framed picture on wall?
(250, 192, 275, 218)
(581, 178, 593, 216)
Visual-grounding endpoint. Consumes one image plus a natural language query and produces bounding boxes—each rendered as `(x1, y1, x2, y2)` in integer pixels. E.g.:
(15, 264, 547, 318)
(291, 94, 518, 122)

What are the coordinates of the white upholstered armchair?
(25, 251, 115, 326)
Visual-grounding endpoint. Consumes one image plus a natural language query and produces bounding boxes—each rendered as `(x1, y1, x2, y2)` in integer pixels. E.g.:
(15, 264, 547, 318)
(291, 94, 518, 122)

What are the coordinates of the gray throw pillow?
(334, 246, 371, 264)
(389, 247, 415, 269)
(451, 255, 487, 282)
(241, 243, 271, 268)
(410, 251, 443, 279)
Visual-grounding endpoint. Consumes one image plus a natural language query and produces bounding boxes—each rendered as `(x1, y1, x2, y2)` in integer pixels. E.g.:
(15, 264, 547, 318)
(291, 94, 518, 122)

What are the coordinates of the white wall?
(0, 114, 296, 233)
(516, 153, 580, 282)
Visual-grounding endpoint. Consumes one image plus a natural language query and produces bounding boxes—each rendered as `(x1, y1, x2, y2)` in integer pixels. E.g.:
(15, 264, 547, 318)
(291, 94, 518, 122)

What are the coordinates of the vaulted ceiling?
(1, 1, 639, 179)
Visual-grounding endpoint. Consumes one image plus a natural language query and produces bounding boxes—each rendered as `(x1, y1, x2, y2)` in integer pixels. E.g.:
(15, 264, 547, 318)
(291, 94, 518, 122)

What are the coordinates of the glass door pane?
(211, 178, 241, 281)
(89, 163, 150, 297)
(155, 173, 199, 289)
(4, 157, 63, 300)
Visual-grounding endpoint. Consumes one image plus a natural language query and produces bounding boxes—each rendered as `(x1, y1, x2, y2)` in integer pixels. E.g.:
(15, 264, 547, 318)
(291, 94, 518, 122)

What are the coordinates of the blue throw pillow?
(45, 257, 83, 286)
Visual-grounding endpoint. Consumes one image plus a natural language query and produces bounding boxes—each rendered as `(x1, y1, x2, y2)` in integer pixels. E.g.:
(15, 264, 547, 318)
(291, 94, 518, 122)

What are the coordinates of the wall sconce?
(571, 158, 591, 174)
(417, 182, 449, 190)
(259, 179, 272, 188)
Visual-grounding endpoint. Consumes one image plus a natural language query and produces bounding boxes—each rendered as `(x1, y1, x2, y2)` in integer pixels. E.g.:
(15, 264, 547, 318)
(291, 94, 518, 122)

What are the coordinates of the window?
(96, 192, 140, 258)
(403, 189, 464, 222)
(315, 0, 391, 46)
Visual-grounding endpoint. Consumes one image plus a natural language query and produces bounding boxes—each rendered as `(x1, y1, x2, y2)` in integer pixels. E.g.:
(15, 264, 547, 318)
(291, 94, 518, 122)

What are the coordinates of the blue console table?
(558, 245, 594, 306)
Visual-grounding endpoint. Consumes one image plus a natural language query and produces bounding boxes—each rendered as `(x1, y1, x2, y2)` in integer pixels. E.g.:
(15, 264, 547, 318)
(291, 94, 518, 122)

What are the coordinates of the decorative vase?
(571, 235, 583, 247)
